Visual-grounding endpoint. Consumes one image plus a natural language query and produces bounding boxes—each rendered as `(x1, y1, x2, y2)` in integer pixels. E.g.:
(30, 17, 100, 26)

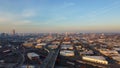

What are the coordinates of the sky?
(0, 0, 120, 33)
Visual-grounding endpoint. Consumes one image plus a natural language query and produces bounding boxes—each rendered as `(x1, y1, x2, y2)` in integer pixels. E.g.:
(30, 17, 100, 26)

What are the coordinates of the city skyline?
(0, 0, 120, 33)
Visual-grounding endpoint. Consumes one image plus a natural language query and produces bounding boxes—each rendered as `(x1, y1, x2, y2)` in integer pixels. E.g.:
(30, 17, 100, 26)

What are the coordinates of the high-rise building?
(65, 32, 68, 37)
(12, 29, 15, 35)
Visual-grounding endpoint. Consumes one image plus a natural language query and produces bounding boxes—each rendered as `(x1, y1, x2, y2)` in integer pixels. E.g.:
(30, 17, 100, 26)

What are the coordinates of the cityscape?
(0, 0, 120, 68)
(1, 31, 120, 68)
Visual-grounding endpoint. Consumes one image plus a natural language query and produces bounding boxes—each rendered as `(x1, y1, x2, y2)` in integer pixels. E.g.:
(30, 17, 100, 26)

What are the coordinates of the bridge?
(40, 46, 60, 68)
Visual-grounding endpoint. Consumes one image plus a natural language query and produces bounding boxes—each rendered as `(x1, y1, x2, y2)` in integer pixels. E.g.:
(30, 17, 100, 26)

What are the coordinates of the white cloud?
(0, 9, 37, 25)
(65, 2, 75, 6)
(12, 20, 32, 25)
(21, 9, 37, 17)
(0, 11, 15, 24)
(61, 2, 75, 8)
(42, 16, 67, 25)
(85, 1, 120, 19)
(0, 18, 9, 22)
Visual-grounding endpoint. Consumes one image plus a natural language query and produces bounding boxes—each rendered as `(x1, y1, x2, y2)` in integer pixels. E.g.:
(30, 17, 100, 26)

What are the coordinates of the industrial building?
(82, 56, 108, 65)
(60, 50, 74, 57)
(27, 52, 39, 60)
(61, 45, 73, 50)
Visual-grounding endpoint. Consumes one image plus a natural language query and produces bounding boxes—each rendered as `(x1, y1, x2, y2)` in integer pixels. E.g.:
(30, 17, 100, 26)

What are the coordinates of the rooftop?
(83, 56, 106, 61)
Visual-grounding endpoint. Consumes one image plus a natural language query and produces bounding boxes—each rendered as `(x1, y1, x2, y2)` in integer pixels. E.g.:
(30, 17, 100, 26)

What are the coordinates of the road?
(40, 44, 60, 68)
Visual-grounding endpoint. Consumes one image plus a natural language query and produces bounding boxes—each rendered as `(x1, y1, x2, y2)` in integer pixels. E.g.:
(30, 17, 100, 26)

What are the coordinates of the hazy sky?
(0, 0, 120, 33)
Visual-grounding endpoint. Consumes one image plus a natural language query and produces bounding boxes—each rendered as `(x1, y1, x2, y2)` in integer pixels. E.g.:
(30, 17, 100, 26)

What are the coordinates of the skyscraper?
(12, 29, 15, 35)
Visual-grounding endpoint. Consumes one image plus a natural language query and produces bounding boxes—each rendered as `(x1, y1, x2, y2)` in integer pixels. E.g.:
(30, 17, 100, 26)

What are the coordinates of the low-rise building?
(35, 45, 42, 49)
(61, 45, 73, 50)
(62, 41, 71, 44)
(99, 49, 119, 56)
(35, 43, 46, 48)
(21, 65, 35, 68)
(52, 41, 60, 45)
(0, 45, 2, 48)
(37, 39, 42, 43)
(27, 52, 39, 60)
(80, 50, 94, 55)
(113, 48, 120, 52)
(73, 40, 79, 44)
(37, 43, 46, 46)
(112, 56, 120, 64)
(23, 42, 34, 47)
(82, 56, 108, 65)
(60, 50, 74, 57)
(48, 45, 58, 49)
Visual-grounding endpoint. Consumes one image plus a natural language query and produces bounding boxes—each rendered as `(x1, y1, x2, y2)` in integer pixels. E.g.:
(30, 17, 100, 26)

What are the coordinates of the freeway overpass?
(40, 46, 60, 68)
